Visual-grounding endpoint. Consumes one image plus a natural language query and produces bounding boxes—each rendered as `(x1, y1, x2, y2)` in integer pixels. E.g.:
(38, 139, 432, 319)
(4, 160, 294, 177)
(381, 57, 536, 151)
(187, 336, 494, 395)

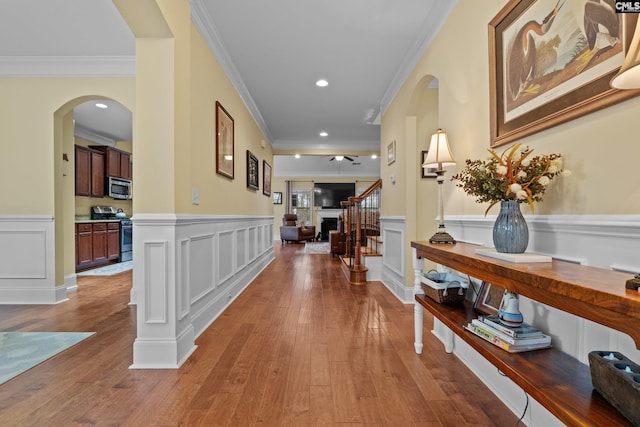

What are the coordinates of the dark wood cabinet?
(76, 223, 93, 269)
(107, 223, 120, 260)
(90, 146, 131, 180)
(75, 145, 104, 197)
(92, 223, 107, 264)
(75, 222, 121, 270)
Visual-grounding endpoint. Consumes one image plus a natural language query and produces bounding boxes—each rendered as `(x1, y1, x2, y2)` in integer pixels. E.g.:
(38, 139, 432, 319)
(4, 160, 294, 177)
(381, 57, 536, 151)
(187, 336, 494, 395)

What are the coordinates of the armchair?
(280, 214, 316, 243)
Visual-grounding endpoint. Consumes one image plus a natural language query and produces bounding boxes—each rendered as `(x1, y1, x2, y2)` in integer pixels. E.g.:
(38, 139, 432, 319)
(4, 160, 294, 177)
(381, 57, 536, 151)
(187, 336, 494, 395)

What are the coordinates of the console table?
(411, 241, 640, 426)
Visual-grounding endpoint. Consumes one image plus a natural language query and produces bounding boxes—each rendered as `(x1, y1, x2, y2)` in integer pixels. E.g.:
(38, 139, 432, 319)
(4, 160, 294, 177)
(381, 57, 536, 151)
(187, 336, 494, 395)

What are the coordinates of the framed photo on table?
(246, 150, 259, 190)
(488, 0, 639, 147)
(473, 281, 505, 316)
(215, 101, 234, 179)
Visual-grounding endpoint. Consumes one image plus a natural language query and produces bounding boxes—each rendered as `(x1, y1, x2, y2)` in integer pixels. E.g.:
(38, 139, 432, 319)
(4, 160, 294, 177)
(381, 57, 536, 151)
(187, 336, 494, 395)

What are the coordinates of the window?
(291, 189, 311, 224)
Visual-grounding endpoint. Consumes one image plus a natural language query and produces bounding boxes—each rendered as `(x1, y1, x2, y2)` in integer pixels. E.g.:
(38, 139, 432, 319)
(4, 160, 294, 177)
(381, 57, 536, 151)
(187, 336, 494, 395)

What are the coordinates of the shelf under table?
(415, 295, 631, 426)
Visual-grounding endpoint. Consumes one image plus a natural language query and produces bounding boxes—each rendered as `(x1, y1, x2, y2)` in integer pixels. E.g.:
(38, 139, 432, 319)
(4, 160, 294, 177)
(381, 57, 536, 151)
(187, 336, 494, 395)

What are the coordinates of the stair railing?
(340, 179, 382, 274)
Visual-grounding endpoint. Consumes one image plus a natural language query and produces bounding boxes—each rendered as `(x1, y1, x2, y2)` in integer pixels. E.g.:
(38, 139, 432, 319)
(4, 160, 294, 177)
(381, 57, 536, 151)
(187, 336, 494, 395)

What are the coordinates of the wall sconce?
(422, 128, 456, 244)
(611, 18, 640, 89)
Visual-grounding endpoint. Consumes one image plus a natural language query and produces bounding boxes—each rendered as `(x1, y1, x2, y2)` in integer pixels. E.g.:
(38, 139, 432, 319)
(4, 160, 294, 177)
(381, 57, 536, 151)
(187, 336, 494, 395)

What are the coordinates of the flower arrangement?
(451, 143, 567, 215)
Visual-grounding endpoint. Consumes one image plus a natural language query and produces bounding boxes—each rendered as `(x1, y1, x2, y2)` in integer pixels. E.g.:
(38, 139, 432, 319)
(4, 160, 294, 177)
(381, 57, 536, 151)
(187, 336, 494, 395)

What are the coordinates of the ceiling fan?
(329, 155, 356, 162)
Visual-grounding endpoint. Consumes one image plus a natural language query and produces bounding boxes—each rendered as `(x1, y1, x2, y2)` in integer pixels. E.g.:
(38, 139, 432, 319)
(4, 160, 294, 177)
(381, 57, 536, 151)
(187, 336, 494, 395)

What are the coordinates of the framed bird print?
(489, 0, 639, 147)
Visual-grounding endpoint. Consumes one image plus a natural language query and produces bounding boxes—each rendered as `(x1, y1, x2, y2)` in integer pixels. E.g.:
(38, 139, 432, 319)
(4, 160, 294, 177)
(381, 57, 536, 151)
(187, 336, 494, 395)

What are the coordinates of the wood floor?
(0, 243, 518, 426)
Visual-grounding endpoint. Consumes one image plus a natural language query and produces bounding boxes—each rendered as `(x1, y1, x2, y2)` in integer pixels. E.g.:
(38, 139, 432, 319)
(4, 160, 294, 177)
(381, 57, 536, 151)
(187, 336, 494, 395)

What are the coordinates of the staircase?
(338, 179, 382, 285)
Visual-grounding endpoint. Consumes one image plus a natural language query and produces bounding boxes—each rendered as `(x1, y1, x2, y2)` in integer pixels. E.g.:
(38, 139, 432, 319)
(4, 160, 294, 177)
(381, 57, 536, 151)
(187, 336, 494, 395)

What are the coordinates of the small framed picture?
(421, 150, 437, 178)
(473, 281, 505, 316)
(387, 140, 396, 165)
(215, 101, 234, 179)
(273, 191, 282, 205)
(263, 160, 272, 196)
(246, 150, 259, 190)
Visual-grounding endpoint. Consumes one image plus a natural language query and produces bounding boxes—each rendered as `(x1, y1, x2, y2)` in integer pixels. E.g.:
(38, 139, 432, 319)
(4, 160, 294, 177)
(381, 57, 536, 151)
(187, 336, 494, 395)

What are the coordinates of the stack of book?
(464, 314, 552, 353)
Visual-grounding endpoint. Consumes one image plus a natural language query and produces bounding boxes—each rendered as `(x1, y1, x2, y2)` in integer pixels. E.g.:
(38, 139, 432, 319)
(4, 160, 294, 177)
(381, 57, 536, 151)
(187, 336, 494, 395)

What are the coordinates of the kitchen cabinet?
(90, 146, 132, 180)
(107, 223, 120, 260)
(75, 222, 120, 270)
(76, 223, 93, 269)
(75, 145, 104, 197)
(92, 222, 107, 264)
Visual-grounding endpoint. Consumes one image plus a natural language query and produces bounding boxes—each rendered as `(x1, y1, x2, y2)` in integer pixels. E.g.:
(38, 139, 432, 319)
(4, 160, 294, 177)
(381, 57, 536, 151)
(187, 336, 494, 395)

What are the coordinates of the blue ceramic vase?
(493, 200, 529, 253)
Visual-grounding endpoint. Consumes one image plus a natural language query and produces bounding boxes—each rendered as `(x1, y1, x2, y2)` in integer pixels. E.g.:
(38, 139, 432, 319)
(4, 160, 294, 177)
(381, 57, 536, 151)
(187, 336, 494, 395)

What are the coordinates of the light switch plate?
(192, 188, 200, 205)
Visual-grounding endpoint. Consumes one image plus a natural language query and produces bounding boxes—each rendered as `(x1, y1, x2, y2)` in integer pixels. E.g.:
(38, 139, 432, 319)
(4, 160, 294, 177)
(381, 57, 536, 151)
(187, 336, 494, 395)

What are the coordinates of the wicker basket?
(421, 271, 468, 304)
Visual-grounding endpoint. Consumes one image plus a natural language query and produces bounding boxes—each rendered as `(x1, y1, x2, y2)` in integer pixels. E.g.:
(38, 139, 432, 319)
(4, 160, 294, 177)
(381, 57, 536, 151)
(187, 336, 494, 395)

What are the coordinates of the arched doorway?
(54, 96, 133, 297)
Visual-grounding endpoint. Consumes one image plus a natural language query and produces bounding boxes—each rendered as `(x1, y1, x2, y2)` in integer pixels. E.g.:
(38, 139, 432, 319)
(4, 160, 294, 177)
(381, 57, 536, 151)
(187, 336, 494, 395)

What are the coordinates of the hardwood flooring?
(0, 244, 518, 426)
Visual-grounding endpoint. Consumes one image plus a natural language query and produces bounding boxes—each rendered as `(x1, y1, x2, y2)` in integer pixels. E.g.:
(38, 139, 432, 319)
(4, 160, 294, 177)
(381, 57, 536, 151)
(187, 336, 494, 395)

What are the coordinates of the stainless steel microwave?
(107, 176, 132, 200)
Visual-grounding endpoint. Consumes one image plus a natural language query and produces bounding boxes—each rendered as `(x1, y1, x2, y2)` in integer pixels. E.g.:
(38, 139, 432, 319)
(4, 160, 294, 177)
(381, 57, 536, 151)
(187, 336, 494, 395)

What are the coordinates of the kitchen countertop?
(75, 217, 122, 224)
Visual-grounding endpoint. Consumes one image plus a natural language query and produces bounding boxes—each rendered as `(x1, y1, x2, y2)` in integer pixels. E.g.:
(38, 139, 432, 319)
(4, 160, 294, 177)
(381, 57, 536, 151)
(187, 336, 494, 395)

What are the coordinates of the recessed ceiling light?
(335, 155, 344, 161)
(95, 103, 108, 109)
(371, 154, 378, 159)
(315, 79, 329, 87)
(319, 131, 328, 137)
(295, 154, 300, 159)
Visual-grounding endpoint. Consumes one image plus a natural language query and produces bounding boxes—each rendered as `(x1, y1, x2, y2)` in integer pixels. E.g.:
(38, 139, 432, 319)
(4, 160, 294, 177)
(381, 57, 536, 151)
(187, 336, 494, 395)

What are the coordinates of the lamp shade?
(611, 18, 640, 89)
(423, 129, 455, 169)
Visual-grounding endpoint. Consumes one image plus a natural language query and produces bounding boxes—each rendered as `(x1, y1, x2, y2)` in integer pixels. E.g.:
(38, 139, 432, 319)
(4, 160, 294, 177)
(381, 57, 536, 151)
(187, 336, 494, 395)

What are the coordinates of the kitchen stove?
(91, 206, 132, 262)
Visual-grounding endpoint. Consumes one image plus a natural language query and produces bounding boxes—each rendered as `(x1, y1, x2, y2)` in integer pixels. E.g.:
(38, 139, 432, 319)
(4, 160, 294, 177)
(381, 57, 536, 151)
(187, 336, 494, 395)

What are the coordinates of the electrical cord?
(497, 369, 529, 426)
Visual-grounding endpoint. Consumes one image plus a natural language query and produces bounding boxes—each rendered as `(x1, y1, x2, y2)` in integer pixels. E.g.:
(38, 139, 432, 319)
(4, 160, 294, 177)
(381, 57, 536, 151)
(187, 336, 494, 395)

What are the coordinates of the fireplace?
(320, 217, 338, 241)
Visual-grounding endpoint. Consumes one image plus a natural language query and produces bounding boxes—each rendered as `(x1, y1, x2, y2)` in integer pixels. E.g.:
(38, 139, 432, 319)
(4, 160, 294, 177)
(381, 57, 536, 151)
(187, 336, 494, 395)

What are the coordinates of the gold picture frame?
(387, 140, 396, 165)
(215, 101, 234, 179)
(489, 0, 639, 147)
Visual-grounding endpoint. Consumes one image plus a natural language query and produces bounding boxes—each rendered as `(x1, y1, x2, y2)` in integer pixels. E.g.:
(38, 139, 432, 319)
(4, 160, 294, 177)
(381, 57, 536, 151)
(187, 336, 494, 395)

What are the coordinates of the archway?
(53, 96, 133, 296)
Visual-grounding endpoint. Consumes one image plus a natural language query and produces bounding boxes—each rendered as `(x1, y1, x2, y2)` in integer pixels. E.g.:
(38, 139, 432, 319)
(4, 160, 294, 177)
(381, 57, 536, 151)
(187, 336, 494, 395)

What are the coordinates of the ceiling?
(0, 0, 456, 175)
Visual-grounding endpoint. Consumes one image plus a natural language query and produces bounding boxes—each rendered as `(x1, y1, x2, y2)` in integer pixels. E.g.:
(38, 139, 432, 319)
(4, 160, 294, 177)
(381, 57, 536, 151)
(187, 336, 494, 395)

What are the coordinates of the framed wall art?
(489, 0, 639, 147)
(263, 160, 272, 196)
(473, 281, 505, 316)
(246, 150, 259, 190)
(421, 150, 437, 178)
(273, 191, 282, 204)
(215, 101, 234, 178)
(387, 140, 396, 165)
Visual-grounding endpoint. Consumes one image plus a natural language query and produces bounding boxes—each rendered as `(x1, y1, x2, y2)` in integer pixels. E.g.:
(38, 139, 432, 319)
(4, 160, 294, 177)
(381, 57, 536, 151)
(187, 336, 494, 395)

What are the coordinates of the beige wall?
(187, 23, 273, 215)
(382, 0, 640, 285)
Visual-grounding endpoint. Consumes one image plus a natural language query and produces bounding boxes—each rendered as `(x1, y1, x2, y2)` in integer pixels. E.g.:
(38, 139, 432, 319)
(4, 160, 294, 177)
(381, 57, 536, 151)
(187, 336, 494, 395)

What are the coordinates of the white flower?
(496, 165, 507, 175)
(510, 183, 522, 193)
(548, 164, 558, 174)
(521, 158, 530, 167)
(517, 171, 527, 179)
(516, 190, 528, 199)
(538, 176, 550, 186)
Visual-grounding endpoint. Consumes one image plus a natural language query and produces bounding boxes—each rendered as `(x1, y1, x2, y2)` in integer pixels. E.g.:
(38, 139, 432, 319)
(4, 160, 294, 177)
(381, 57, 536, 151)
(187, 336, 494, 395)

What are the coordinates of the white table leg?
(412, 247, 424, 354)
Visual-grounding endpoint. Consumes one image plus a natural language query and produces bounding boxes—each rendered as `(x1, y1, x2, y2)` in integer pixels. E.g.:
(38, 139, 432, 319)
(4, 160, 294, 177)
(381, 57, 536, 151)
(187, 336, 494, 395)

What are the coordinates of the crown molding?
(190, 0, 273, 145)
(74, 126, 116, 147)
(0, 56, 135, 77)
(379, 1, 457, 116)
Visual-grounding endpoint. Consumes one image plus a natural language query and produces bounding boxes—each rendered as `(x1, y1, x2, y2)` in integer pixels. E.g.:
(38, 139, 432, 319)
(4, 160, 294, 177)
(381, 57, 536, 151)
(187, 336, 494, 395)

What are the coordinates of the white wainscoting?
(0, 215, 67, 304)
(380, 216, 409, 300)
(130, 214, 274, 369)
(422, 214, 640, 426)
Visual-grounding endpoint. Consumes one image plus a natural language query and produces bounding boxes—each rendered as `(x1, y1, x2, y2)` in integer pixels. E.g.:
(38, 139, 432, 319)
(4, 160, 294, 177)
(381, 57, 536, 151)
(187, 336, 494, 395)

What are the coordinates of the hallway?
(0, 244, 517, 426)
